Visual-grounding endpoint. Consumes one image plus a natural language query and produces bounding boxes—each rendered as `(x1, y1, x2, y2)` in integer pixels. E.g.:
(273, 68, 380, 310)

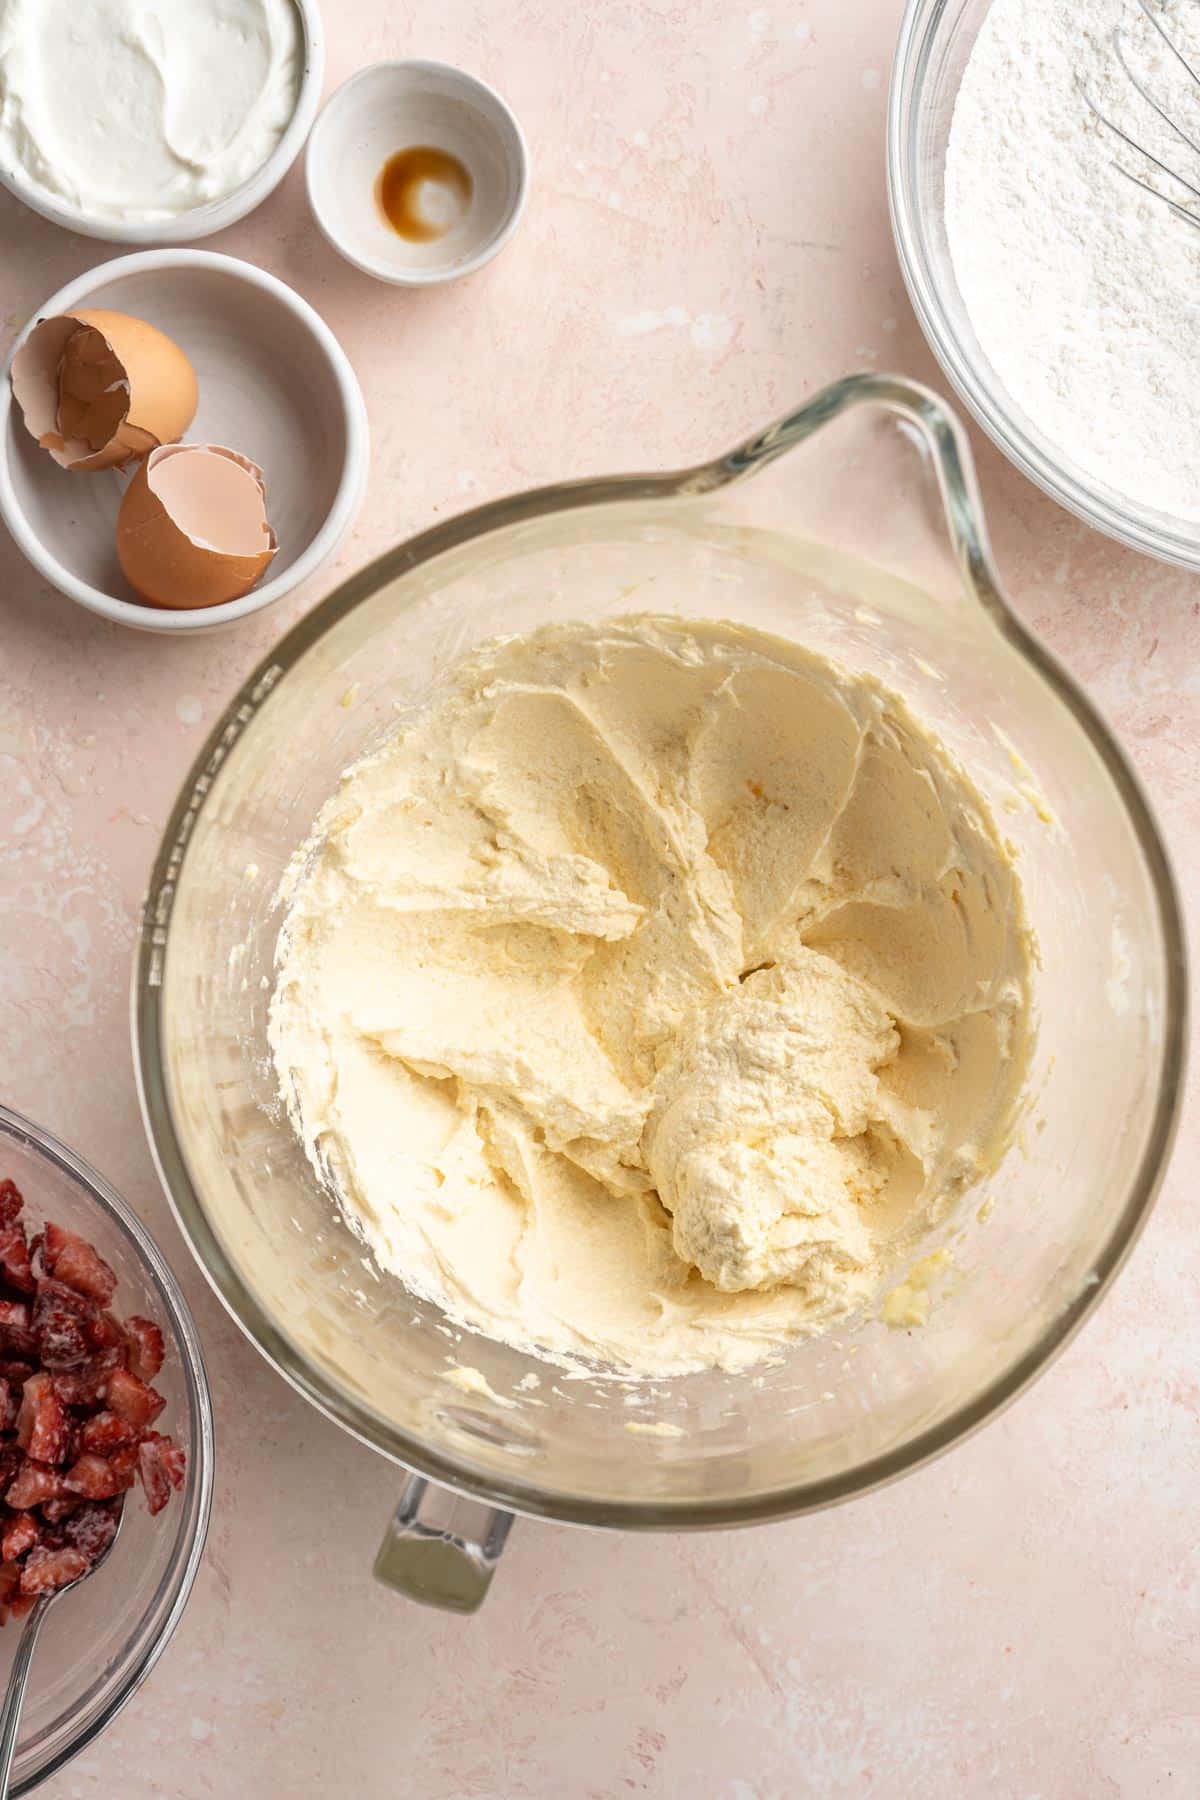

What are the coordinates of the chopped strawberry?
(43, 1225, 117, 1306)
(124, 1316, 165, 1381)
(0, 1565, 17, 1626)
(49, 1371, 97, 1411)
(63, 1451, 136, 1500)
(50, 1347, 123, 1412)
(0, 1300, 37, 1361)
(85, 1311, 125, 1353)
(62, 1454, 123, 1500)
(19, 1374, 73, 1465)
(19, 1545, 87, 1595)
(0, 1182, 183, 1618)
(32, 1282, 93, 1369)
(79, 1411, 137, 1455)
(107, 1445, 139, 1490)
(40, 1496, 81, 1524)
(39, 1276, 95, 1312)
(1, 1512, 39, 1561)
(0, 1226, 35, 1297)
(63, 1500, 119, 1560)
(14, 1383, 31, 1451)
(137, 1434, 186, 1516)
(137, 1451, 173, 1517)
(40, 1224, 71, 1266)
(105, 1368, 165, 1431)
(7, 1459, 69, 1509)
(0, 1183, 22, 1229)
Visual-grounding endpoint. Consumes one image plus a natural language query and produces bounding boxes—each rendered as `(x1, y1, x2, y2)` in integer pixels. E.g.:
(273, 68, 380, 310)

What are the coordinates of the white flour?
(945, 0, 1200, 520)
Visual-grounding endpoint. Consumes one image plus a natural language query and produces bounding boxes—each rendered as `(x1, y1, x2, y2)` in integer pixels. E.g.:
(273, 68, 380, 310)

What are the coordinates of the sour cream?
(0, 0, 301, 223)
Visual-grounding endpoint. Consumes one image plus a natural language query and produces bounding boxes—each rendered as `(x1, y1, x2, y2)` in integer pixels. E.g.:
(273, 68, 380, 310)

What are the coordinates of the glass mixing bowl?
(0, 1105, 213, 1790)
(888, 0, 1200, 570)
(133, 374, 1185, 1611)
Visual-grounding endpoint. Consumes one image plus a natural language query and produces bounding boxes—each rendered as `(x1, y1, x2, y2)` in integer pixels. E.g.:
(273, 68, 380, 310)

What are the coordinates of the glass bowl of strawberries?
(0, 1103, 212, 1794)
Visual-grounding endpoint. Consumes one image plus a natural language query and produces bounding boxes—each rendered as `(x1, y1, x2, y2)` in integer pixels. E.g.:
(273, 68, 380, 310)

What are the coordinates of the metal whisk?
(1083, 0, 1200, 224)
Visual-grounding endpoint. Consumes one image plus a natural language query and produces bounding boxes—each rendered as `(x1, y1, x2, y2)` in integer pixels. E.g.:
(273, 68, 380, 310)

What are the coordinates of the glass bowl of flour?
(890, 0, 1200, 568)
(132, 374, 1184, 1604)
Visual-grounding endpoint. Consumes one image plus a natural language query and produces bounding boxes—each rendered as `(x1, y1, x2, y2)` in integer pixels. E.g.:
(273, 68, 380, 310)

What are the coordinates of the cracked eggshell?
(116, 442, 277, 610)
(9, 309, 198, 472)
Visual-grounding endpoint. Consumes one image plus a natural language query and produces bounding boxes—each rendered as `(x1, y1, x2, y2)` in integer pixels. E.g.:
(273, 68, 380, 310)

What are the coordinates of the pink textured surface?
(0, 1, 1196, 1795)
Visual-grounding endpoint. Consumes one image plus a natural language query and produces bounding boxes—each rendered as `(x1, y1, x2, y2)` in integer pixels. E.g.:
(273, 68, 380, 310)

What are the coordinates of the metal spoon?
(0, 1506, 124, 1797)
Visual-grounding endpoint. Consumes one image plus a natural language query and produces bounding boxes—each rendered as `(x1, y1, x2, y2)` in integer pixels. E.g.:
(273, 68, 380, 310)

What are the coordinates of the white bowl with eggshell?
(0, 251, 369, 633)
(306, 61, 530, 285)
(0, 0, 325, 245)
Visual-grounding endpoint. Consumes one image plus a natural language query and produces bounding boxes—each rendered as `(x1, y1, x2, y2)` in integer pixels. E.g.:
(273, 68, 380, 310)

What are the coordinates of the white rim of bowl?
(305, 59, 530, 286)
(0, 249, 370, 632)
(0, 0, 325, 245)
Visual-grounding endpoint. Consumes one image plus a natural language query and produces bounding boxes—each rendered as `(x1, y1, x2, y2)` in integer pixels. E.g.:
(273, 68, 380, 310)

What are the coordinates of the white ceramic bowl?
(306, 61, 529, 285)
(0, 251, 369, 634)
(0, 1, 325, 245)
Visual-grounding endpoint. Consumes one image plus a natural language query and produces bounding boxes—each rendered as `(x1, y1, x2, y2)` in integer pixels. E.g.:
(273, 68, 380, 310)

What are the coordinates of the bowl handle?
(691, 372, 1011, 627)
(373, 1474, 513, 1614)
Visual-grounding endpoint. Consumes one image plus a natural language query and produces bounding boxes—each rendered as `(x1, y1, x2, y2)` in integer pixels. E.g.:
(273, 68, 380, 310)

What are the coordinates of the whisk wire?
(1134, 0, 1200, 95)
(1081, 82, 1200, 211)
(1114, 22, 1200, 161)
(1109, 159, 1200, 226)
(1082, 3, 1200, 225)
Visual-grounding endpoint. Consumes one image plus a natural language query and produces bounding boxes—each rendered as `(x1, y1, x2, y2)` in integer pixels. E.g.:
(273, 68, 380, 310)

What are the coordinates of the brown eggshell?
(9, 309, 198, 472)
(116, 443, 277, 610)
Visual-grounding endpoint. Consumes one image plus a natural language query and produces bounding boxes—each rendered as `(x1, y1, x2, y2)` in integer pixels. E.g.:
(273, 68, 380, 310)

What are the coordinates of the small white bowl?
(0, 250, 370, 633)
(0, 1, 324, 245)
(306, 61, 529, 286)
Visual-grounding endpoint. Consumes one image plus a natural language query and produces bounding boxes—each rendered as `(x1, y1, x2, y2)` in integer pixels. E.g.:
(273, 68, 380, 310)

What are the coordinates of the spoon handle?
(0, 1594, 51, 1798)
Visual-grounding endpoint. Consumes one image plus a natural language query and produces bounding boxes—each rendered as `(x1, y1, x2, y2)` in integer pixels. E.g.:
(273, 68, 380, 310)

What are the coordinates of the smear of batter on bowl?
(881, 1247, 954, 1329)
(269, 616, 1034, 1378)
(442, 1364, 515, 1407)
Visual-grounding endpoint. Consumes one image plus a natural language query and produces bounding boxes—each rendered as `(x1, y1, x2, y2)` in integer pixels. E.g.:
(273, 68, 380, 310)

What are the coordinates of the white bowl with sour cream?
(0, 0, 324, 243)
(0, 250, 370, 631)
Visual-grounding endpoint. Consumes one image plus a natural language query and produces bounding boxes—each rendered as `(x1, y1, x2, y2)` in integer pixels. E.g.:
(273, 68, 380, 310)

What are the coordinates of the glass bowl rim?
(132, 373, 1188, 1531)
(887, 0, 1200, 572)
(0, 1103, 215, 1794)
